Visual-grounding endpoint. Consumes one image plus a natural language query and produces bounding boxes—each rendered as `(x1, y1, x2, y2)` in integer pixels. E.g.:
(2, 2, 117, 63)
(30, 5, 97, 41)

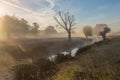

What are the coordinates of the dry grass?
(1, 37, 120, 80)
(52, 36, 120, 80)
(0, 38, 91, 79)
(0, 51, 15, 79)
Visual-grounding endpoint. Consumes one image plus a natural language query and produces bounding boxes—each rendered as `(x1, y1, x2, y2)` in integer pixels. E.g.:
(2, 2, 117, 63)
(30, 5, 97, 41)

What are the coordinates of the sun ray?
(0, 7, 4, 16)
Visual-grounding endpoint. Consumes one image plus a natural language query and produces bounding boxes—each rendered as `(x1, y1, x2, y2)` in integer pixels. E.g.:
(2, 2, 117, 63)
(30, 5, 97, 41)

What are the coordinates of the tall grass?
(52, 37, 120, 80)
(0, 51, 15, 79)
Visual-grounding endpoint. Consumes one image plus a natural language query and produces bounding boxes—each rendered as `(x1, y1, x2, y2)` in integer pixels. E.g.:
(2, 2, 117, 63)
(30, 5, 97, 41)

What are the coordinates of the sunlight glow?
(0, 9, 3, 16)
(0, 4, 3, 40)
(0, 5, 5, 16)
(0, 4, 5, 34)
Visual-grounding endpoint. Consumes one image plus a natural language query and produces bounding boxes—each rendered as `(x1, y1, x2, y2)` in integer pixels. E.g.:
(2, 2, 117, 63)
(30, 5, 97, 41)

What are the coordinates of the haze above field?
(0, 1, 120, 79)
(0, 0, 120, 32)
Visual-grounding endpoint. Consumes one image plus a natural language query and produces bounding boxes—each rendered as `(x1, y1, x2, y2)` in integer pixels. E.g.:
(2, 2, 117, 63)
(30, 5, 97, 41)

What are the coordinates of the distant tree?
(100, 27, 111, 41)
(94, 24, 111, 41)
(83, 26, 93, 39)
(54, 11, 76, 42)
(20, 18, 30, 37)
(31, 22, 39, 37)
(21, 18, 28, 24)
(1, 15, 31, 38)
(44, 26, 58, 34)
(94, 24, 107, 35)
(1, 15, 22, 38)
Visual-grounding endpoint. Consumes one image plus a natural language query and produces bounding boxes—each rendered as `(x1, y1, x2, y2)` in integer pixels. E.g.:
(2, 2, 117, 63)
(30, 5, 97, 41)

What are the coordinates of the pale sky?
(0, 0, 120, 32)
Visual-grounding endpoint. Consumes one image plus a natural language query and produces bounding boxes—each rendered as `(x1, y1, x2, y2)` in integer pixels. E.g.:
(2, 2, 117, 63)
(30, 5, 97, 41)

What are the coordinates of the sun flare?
(0, 4, 6, 16)
(0, 8, 4, 16)
(0, 10, 2, 16)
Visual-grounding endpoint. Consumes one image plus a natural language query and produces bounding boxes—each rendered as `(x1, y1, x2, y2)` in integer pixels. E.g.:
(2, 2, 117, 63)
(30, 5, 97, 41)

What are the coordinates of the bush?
(34, 59, 57, 79)
(12, 59, 57, 80)
(12, 64, 38, 80)
(34, 59, 55, 72)
(55, 54, 74, 64)
(76, 45, 92, 55)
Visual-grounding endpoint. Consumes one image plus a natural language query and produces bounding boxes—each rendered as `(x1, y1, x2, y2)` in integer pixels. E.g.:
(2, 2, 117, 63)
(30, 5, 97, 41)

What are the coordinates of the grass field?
(52, 36, 120, 80)
(0, 37, 91, 79)
(0, 36, 120, 80)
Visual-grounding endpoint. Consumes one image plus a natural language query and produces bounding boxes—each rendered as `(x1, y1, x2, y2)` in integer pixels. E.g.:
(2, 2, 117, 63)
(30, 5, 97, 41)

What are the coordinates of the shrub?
(12, 64, 38, 80)
(12, 59, 57, 80)
(34, 59, 55, 72)
(76, 45, 92, 55)
(34, 59, 57, 79)
(55, 54, 74, 64)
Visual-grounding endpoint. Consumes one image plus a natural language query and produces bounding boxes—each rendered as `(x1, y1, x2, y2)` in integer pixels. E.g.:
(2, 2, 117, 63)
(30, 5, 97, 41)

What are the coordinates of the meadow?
(0, 36, 120, 80)
(0, 37, 91, 79)
(52, 36, 120, 80)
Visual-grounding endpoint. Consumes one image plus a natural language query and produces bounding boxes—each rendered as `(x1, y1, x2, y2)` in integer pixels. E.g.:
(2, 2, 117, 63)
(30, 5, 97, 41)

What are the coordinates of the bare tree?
(54, 11, 76, 42)
(83, 26, 93, 39)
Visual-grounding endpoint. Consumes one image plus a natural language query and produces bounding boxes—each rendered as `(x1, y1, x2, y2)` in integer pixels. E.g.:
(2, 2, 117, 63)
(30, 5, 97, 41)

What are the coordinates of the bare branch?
(54, 16, 66, 29)
(58, 11, 67, 28)
(54, 11, 76, 41)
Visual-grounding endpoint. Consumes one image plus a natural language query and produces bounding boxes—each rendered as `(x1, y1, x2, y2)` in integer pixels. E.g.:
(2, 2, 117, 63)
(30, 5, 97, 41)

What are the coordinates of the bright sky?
(0, 0, 120, 32)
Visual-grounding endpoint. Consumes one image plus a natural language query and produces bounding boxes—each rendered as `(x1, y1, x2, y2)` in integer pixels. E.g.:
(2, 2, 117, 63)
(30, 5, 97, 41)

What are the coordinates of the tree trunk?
(102, 34, 106, 41)
(68, 32, 71, 42)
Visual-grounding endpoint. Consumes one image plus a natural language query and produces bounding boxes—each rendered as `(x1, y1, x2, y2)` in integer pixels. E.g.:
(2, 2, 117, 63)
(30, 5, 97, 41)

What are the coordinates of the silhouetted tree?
(20, 18, 30, 37)
(94, 24, 111, 41)
(1, 15, 31, 38)
(44, 26, 58, 34)
(100, 27, 111, 41)
(31, 22, 39, 37)
(2, 15, 23, 38)
(83, 26, 93, 39)
(94, 24, 107, 35)
(54, 11, 76, 42)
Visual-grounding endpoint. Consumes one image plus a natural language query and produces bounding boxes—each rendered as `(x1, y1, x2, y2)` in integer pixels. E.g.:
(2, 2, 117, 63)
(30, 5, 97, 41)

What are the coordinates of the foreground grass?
(1, 37, 120, 80)
(0, 51, 15, 79)
(0, 38, 91, 79)
(52, 36, 120, 80)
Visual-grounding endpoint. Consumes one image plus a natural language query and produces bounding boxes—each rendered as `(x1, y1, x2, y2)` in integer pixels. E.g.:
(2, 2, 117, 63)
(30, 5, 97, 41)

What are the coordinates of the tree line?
(0, 11, 111, 41)
(0, 15, 59, 39)
(0, 15, 39, 38)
